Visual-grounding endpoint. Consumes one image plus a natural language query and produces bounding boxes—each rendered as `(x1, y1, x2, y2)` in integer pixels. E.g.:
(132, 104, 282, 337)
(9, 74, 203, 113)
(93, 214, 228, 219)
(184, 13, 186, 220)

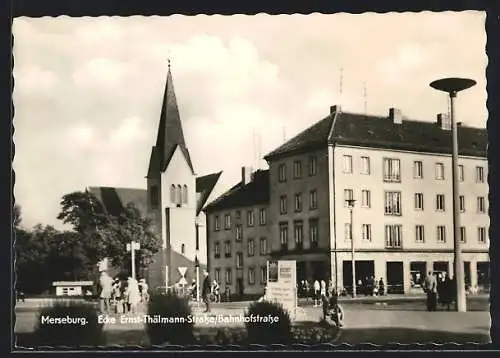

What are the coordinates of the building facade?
(264, 105, 489, 294)
(205, 168, 270, 298)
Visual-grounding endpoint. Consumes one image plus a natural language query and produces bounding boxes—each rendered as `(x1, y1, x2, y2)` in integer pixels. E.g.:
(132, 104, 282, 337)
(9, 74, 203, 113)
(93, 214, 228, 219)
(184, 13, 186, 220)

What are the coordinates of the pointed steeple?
(150, 61, 195, 176)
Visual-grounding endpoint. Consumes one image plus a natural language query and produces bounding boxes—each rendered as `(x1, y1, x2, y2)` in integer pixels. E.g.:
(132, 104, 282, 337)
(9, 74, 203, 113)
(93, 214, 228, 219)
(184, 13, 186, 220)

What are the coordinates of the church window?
(182, 185, 188, 204)
(150, 185, 159, 208)
(170, 185, 176, 203)
(181, 243, 185, 255)
(176, 185, 182, 206)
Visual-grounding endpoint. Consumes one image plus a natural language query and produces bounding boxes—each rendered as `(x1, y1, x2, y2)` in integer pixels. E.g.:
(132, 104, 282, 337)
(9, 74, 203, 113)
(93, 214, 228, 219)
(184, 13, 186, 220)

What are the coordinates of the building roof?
(148, 65, 195, 177)
(329, 111, 487, 157)
(87, 186, 149, 218)
(204, 169, 270, 212)
(264, 107, 487, 160)
(264, 115, 334, 160)
(195, 171, 223, 215)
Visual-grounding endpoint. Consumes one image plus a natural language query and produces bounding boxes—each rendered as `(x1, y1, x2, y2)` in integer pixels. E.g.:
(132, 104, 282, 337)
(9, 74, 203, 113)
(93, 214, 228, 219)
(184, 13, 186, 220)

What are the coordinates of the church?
(87, 62, 222, 292)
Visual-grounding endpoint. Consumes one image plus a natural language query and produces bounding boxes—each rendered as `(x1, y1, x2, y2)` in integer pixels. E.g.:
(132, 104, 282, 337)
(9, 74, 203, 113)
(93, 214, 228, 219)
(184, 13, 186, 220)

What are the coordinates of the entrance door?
(410, 261, 426, 288)
(433, 261, 449, 277)
(386, 261, 404, 294)
(236, 278, 244, 299)
(477, 262, 490, 290)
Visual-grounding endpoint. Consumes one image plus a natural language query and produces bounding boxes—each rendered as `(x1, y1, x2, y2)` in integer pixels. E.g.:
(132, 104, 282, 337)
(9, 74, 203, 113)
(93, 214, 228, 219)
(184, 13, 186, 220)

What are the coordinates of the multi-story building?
(264, 105, 489, 294)
(204, 167, 270, 298)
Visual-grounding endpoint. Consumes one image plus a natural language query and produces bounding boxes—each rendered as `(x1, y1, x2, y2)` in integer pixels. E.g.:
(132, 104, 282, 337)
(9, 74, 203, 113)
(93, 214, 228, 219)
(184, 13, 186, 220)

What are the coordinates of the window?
(361, 190, 371, 208)
(279, 195, 288, 215)
(259, 237, 267, 255)
(435, 163, 445, 180)
(415, 225, 425, 243)
(293, 160, 302, 179)
(260, 266, 267, 284)
(224, 214, 231, 230)
(225, 268, 232, 285)
(437, 226, 446, 243)
(309, 155, 317, 176)
(294, 221, 304, 249)
(459, 195, 465, 212)
(247, 210, 254, 227)
(414, 193, 424, 211)
(478, 227, 487, 243)
(247, 238, 255, 257)
(248, 268, 255, 285)
(236, 252, 243, 269)
(459, 165, 464, 182)
(344, 189, 354, 207)
(362, 224, 371, 241)
(384, 191, 402, 215)
(294, 193, 303, 212)
(170, 184, 176, 203)
(383, 158, 401, 182)
(361, 156, 371, 175)
(215, 268, 220, 282)
(279, 223, 288, 249)
(150, 185, 159, 208)
(176, 185, 182, 205)
(214, 216, 220, 231)
(436, 194, 445, 212)
(278, 163, 287, 182)
(259, 208, 267, 226)
(235, 224, 242, 241)
(309, 190, 318, 210)
(309, 219, 319, 248)
(477, 196, 486, 213)
(224, 240, 231, 258)
(182, 185, 188, 204)
(385, 225, 403, 248)
(460, 226, 467, 243)
(343, 155, 353, 173)
(235, 210, 241, 220)
(214, 242, 220, 258)
(344, 223, 352, 241)
(476, 166, 485, 183)
(414, 161, 423, 179)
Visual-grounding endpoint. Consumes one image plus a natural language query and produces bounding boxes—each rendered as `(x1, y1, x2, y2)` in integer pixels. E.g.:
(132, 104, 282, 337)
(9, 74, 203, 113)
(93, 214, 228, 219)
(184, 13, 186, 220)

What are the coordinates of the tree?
(57, 191, 108, 234)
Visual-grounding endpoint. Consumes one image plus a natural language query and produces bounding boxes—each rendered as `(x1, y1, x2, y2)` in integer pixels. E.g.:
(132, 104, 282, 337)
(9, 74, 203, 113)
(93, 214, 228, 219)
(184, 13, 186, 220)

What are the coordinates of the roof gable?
(195, 171, 222, 215)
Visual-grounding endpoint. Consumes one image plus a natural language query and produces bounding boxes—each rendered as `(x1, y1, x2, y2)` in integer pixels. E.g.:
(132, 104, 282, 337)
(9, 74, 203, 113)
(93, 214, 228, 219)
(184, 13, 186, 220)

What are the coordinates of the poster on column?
(266, 260, 297, 320)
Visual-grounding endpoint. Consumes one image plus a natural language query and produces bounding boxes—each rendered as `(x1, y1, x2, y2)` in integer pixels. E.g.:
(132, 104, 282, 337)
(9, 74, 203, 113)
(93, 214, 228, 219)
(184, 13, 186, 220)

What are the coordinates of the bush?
(146, 292, 194, 345)
(34, 301, 104, 347)
(244, 301, 292, 345)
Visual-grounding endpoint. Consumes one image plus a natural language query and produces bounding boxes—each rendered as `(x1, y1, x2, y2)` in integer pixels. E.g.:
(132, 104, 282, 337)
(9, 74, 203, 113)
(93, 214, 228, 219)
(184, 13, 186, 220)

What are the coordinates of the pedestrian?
(320, 279, 327, 299)
(313, 279, 321, 307)
(126, 277, 141, 314)
(305, 280, 310, 301)
(324, 289, 344, 328)
(423, 271, 437, 311)
(138, 278, 149, 304)
(112, 278, 122, 314)
(378, 278, 385, 296)
(201, 270, 211, 313)
(99, 270, 113, 314)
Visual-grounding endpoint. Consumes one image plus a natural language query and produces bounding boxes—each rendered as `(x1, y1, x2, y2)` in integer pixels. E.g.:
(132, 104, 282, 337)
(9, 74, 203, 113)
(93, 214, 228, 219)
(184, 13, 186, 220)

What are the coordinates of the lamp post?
(126, 241, 141, 280)
(430, 77, 476, 313)
(346, 198, 356, 297)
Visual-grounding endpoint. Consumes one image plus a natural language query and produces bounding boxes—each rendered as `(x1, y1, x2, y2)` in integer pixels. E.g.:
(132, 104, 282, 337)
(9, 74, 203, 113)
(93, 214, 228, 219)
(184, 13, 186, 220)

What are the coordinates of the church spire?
(150, 60, 195, 176)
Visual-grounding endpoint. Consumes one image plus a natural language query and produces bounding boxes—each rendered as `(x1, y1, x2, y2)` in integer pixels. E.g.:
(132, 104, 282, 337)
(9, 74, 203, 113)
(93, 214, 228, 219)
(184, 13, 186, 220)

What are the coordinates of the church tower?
(146, 60, 197, 290)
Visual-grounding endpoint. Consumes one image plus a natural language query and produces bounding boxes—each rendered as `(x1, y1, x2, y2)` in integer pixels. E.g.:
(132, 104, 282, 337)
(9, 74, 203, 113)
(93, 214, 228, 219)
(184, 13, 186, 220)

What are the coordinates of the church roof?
(148, 64, 195, 177)
(87, 186, 149, 218)
(204, 170, 269, 212)
(264, 107, 487, 161)
(195, 171, 222, 215)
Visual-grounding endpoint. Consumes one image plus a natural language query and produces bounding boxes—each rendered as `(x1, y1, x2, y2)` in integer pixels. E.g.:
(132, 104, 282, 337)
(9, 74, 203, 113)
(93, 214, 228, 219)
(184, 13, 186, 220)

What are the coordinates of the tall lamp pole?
(430, 77, 476, 312)
(126, 241, 141, 280)
(346, 199, 356, 297)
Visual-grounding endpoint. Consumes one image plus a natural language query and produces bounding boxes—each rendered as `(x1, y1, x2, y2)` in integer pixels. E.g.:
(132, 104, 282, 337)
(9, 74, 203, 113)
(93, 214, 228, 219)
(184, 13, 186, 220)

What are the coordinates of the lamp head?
(430, 77, 476, 96)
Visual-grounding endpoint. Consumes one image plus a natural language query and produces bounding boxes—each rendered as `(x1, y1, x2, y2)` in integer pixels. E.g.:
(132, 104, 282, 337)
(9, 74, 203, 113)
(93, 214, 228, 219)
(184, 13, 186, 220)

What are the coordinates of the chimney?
(330, 105, 341, 115)
(437, 113, 451, 130)
(241, 166, 253, 185)
(389, 108, 403, 124)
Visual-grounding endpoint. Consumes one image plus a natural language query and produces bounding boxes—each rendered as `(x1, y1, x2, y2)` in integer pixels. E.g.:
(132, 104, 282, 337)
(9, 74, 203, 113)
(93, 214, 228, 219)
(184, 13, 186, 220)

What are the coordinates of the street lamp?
(126, 241, 141, 280)
(430, 77, 476, 313)
(346, 198, 356, 297)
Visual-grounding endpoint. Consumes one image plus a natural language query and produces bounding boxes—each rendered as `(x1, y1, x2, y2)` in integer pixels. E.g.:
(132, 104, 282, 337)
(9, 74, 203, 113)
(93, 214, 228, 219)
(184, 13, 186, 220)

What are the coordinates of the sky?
(12, 11, 487, 230)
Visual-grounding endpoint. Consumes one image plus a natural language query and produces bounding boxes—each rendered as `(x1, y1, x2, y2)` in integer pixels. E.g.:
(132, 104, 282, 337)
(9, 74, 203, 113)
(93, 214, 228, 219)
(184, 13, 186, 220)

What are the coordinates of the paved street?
(14, 295, 491, 344)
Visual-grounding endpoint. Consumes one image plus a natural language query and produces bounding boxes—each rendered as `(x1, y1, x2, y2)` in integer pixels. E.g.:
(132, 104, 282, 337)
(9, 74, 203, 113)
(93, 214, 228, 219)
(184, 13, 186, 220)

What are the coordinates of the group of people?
(99, 271, 149, 314)
(189, 277, 222, 303)
(423, 271, 456, 311)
